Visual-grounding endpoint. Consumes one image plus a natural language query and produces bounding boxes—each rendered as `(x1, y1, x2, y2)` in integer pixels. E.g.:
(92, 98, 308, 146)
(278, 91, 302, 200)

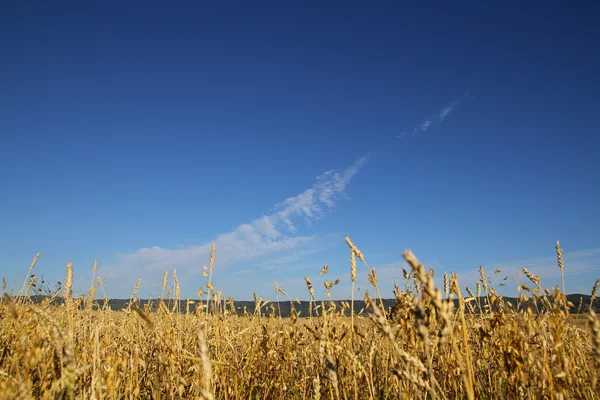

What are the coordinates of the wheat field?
(1, 238, 599, 399)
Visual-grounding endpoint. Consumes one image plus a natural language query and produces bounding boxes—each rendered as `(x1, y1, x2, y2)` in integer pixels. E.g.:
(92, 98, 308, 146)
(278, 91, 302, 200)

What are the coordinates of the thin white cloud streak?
(440, 99, 461, 121)
(396, 96, 468, 139)
(274, 155, 369, 231)
(421, 120, 432, 131)
(104, 155, 369, 284)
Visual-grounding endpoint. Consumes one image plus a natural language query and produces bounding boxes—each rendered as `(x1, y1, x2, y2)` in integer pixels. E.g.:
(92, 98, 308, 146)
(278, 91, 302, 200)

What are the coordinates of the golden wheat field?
(1, 237, 599, 400)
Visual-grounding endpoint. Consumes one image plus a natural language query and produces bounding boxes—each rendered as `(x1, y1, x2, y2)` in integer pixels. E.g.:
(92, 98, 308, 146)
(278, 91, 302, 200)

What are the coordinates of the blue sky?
(1, 1, 599, 301)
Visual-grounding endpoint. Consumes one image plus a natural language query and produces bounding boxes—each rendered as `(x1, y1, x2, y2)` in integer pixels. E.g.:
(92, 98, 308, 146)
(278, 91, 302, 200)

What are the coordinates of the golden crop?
(1, 239, 599, 399)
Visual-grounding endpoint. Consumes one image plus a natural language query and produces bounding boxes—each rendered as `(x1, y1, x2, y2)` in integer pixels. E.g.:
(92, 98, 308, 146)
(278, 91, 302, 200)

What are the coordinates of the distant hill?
(13, 293, 599, 318)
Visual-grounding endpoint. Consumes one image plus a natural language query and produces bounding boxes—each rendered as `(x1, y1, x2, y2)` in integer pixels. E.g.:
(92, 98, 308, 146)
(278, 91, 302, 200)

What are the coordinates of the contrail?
(396, 93, 473, 140)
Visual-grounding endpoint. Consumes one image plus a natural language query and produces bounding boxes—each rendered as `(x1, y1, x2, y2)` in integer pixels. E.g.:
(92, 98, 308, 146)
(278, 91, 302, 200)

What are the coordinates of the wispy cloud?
(271, 155, 368, 232)
(420, 119, 432, 131)
(396, 95, 470, 139)
(103, 155, 369, 293)
(439, 99, 461, 121)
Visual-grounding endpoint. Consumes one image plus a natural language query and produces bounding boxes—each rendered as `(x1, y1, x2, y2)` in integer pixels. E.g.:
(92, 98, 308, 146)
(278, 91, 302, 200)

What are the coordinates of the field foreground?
(1, 239, 599, 399)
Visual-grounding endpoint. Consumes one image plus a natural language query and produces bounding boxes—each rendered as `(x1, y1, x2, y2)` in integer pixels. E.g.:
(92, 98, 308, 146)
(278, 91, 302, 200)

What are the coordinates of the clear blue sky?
(2, 1, 599, 300)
